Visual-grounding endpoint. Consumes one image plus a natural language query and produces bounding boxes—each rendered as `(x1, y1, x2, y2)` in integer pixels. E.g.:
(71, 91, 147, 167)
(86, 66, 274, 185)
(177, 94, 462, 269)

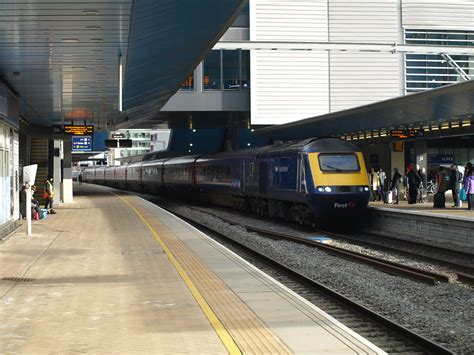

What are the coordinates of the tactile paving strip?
(121, 195, 291, 354)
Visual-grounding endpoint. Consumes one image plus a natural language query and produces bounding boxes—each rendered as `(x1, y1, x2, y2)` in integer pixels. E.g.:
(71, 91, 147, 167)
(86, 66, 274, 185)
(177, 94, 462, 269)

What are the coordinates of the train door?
(297, 154, 308, 194)
(259, 162, 268, 195)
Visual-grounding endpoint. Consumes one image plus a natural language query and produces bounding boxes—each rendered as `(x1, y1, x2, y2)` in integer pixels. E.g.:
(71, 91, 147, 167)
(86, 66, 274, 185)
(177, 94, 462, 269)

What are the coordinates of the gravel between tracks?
(168, 203, 474, 354)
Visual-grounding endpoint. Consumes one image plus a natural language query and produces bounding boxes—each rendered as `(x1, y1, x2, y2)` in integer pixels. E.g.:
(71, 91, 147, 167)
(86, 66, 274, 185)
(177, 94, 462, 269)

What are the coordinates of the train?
(83, 137, 371, 225)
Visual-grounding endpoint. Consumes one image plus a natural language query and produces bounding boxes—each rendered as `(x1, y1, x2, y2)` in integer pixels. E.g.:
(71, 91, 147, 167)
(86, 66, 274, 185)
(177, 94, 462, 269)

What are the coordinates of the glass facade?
(405, 29, 474, 93)
(203, 49, 250, 91)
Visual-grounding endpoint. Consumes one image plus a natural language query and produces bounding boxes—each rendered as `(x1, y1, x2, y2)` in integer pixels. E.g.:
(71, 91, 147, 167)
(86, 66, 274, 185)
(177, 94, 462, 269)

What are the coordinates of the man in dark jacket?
(390, 168, 403, 204)
(406, 165, 421, 204)
(450, 164, 462, 207)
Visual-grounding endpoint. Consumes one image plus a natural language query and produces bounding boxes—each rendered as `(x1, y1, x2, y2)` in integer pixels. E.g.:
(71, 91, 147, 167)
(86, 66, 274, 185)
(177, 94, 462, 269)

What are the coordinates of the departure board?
(64, 125, 94, 135)
(72, 136, 93, 151)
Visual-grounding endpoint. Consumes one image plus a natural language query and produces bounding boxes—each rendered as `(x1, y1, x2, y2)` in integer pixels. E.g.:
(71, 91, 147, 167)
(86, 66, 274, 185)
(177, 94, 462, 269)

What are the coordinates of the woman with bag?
(43, 177, 56, 214)
(464, 166, 474, 211)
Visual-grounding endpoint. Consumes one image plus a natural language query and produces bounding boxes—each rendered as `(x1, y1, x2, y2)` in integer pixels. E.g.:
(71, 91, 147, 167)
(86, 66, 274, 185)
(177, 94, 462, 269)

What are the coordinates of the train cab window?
(318, 153, 359, 172)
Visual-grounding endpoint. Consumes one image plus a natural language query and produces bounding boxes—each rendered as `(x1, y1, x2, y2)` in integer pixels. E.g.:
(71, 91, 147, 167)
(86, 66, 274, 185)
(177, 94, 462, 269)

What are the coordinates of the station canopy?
(257, 80, 474, 141)
(0, 0, 247, 129)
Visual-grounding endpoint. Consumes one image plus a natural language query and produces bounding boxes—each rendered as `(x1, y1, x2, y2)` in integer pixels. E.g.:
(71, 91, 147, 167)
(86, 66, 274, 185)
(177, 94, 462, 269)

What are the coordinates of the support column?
(415, 139, 428, 172)
(53, 140, 62, 205)
(62, 140, 73, 203)
(390, 141, 405, 176)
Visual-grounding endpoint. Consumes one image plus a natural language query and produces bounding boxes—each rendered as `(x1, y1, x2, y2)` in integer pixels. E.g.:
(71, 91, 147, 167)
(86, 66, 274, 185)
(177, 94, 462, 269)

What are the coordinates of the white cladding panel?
(329, 52, 400, 112)
(251, 0, 328, 42)
(251, 50, 329, 125)
(251, 0, 329, 124)
(403, 1, 474, 29)
(329, 0, 399, 42)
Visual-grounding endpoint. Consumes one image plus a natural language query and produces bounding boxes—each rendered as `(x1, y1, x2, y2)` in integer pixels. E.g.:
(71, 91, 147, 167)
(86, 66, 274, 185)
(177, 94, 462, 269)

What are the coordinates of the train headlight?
(359, 187, 364, 192)
(364, 187, 369, 191)
(317, 187, 325, 192)
(324, 187, 332, 193)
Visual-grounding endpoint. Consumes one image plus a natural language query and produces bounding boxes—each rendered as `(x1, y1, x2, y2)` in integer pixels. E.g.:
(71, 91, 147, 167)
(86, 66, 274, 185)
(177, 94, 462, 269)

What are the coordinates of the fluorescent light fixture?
(90, 38, 103, 43)
(61, 38, 80, 43)
(71, 67, 86, 70)
(79, 85, 91, 87)
(86, 26, 102, 30)
(91, 50, 103, 53)
(83, 10, 99, 15)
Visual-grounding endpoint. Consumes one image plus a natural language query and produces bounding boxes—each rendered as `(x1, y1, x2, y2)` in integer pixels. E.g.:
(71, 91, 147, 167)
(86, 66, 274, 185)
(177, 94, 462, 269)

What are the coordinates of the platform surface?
(369, 192, 474, 221)
(0, 183, 384, 354)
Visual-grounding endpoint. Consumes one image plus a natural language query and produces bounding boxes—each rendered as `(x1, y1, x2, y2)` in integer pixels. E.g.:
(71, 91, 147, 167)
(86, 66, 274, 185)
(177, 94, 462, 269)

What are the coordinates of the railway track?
(188, 206, 474, 286)
(162, 205, 455, 355)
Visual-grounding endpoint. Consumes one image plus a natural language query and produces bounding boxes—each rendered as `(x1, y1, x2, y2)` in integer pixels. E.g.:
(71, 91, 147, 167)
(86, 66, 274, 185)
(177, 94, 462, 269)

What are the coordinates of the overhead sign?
(64, 125, 94, 136)
(111, 133, 125, 139)
(72, 136, 93, 152)
(390, 129, 424, 139)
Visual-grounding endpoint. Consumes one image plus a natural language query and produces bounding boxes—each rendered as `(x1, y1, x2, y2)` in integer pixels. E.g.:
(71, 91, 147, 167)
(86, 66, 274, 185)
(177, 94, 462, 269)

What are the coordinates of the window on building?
(241, 50, 250, 89)
(204, 50, 222, 90)
(179, 73, 194, 91)
(203, 50, 251, 91)
(405, 29, 474, 93)
(223, 50, 240, 90)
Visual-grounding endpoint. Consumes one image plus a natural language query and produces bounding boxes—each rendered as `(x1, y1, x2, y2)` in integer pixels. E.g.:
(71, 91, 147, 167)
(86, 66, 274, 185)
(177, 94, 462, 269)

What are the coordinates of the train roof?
(197, 138, 359, 160)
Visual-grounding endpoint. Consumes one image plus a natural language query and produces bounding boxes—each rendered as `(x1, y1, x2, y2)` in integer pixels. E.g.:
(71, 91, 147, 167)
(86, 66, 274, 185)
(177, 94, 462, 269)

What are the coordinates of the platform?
(0, 183, 384, 354)
(365, 195, 474, 253)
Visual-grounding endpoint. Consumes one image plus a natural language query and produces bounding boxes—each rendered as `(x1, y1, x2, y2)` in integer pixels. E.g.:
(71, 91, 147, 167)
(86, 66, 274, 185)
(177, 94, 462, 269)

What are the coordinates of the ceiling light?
(82, 10, 99, 16)
(91, 50, 103, 53)
(90, 38, 103, 43)
(61, 38, 80, 43)
(79, 85, 91, 88)
(71, 67, 86, 70)
(86, 26, 102, 30)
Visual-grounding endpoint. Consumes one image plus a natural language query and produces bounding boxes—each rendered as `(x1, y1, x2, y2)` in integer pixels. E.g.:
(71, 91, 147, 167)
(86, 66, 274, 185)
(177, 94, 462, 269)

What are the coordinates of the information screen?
(64, 125, 94, 135)
(72, 136, 93, 152)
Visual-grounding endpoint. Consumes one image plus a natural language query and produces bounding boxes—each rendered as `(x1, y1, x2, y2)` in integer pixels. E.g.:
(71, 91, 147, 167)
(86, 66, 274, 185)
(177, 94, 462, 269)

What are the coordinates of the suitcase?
(384, 190, 392, 204)
(32, 211, 40, 220)
(433, 192, 446, 208)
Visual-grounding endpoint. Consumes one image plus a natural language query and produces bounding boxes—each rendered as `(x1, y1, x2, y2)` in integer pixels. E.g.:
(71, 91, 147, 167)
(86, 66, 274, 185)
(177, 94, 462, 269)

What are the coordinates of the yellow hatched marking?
(117, 194, 242, 355)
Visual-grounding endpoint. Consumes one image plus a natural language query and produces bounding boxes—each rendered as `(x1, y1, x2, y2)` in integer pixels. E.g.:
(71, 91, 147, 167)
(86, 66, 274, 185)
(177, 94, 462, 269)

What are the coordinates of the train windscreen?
(318, 154, 360, 172)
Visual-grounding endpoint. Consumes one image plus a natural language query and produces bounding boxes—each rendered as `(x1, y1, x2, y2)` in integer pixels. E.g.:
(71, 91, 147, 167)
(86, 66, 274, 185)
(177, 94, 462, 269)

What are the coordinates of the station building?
(160, 0, 474, 179)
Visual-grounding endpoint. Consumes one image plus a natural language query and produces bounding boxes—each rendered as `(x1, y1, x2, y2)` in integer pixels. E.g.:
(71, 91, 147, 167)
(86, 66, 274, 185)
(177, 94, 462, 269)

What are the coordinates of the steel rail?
(196, 211, 449, 285)
(163, 207, 455, 355)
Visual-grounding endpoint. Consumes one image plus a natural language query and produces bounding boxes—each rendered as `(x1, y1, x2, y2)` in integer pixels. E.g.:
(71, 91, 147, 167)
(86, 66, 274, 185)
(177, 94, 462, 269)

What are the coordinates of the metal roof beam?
(214, 41, 474, 55)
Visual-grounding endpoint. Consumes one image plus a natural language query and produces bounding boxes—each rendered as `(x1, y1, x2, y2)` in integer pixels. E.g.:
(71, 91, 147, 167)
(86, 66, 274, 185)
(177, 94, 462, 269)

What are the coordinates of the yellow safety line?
(116, 194, 242, 355)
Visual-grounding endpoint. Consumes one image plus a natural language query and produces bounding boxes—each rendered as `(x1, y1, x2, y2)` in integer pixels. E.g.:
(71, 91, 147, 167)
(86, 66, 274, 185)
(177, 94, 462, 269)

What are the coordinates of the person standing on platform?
(390, 168, 403, 204)
(450, 164, 462, 208)
(378, 168, 387, 199)
(78, 172, 83, 185)
(464, 168, 474, 210)
(406, 165, 420, 204)
(369, 168, 380, 202)
(463, 162, 472, 186)
(44, 177, 56, 214)
(19, 184, 27, 219)
(418, 167, 428, 203)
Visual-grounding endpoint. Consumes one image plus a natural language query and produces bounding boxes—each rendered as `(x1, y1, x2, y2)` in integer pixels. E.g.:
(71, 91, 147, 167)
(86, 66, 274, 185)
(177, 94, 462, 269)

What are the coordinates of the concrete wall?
(362, 207, 474, 253)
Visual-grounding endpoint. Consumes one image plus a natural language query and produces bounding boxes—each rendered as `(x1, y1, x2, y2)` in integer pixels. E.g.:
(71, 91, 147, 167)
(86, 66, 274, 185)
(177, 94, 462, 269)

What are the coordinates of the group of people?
(19, 176, 56, 220)
(372, 162, 474, 210)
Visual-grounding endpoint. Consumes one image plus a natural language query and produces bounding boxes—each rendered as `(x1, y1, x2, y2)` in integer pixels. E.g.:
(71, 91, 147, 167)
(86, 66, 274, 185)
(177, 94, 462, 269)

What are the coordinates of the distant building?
(108, 129, 151, 165)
